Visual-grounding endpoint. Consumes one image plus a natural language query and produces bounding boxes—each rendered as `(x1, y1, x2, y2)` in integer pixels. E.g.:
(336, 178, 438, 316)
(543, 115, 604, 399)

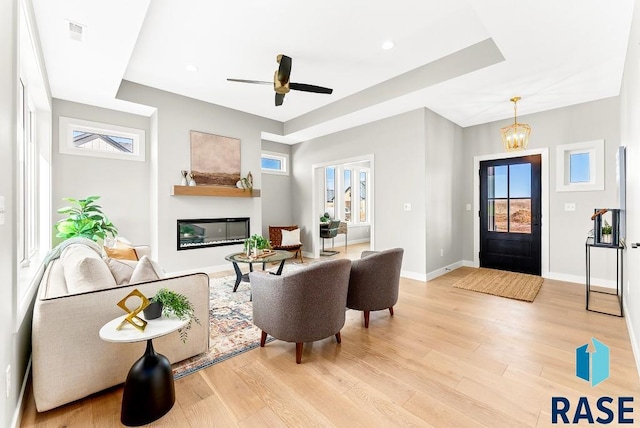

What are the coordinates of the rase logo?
(551, 338, 634, 424)
(576, 337, 609, 387)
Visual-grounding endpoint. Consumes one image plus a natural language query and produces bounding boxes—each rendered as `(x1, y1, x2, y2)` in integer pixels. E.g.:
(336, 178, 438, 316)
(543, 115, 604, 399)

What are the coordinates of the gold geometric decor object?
(500, 96, 531, 151)
(116, 289, 150, 331)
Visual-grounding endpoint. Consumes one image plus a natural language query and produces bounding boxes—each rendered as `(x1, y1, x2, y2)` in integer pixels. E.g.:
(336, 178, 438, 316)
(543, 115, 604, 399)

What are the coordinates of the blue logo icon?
(576, 338, 609, 387)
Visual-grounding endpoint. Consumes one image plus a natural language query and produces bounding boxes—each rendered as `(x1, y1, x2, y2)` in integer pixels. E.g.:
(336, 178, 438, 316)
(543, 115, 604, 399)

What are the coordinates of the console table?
(99, 315, 188, 426)
(585, 237, 624, 317)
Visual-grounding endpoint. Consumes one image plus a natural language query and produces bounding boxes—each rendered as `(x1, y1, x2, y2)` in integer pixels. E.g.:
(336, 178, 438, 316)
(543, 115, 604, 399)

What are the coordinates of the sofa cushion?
(106, 258, 138, 285)
(129, 255, 165, 284)
(61, 244, 117, 293)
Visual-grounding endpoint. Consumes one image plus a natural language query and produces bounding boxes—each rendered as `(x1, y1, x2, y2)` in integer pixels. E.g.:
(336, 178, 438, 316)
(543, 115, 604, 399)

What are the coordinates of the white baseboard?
(11, 358, 31, 428)
(462, 260, 477, 268)
(624, 299, 640, 383)
(546, 271, 615, 289)
(426, 261, 464, 282)
(401, 270, 427, 282)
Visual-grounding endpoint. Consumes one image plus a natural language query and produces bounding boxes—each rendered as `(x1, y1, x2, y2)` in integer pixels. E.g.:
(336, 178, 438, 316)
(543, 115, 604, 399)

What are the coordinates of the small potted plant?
(243, 234, 271, 256)
(144, 288, 200, 342)
(601, 220, 613, 244)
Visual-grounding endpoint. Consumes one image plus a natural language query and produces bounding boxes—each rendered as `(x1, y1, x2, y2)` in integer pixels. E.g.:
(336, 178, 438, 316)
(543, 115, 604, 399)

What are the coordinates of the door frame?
(311, 154, 375, 258)
(473, 148, 549, 277)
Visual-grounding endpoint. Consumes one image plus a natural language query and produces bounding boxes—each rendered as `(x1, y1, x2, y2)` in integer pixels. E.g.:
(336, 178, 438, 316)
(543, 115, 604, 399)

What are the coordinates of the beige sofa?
(31, 240, 210, 412)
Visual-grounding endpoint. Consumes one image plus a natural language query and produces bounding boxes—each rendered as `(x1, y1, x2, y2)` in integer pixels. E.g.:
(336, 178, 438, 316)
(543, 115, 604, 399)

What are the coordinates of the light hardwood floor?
(21, 244, 640, 427)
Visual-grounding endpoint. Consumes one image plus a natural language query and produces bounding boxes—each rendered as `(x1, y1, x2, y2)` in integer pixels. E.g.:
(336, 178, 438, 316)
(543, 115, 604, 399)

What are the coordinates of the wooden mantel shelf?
(172, 185, 260, 197)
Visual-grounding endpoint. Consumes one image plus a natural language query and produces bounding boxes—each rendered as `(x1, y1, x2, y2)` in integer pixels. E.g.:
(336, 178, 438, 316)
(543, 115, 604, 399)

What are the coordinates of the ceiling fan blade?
(277, 55, 292, 85)
(289, 82, 333, 94)
(275, 93, 285, 106)
(227, 78, 272, 86)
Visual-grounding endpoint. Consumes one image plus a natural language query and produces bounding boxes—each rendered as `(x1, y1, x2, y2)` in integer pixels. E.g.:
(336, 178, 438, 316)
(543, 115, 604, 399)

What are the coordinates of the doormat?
(452, 268, 543, 302)
(172, 263, 303, 379)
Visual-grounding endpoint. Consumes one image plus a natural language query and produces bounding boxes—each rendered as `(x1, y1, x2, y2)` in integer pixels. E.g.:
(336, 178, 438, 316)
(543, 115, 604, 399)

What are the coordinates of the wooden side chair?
(269, 225, 304, 263)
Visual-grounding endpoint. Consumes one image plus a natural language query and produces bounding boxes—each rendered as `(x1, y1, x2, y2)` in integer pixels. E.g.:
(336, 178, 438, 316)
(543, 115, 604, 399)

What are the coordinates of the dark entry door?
(480, 155, 541, 275)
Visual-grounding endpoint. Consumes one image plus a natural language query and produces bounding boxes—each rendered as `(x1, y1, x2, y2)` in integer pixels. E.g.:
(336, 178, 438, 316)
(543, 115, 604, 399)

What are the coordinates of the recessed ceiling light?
(381, 40, 395, 50)
(185, 64, 198, 72)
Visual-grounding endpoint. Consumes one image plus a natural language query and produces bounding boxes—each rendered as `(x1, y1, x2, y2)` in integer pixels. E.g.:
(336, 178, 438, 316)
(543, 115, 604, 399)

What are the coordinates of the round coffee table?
(225, 250, 293, 292)
(99, 315, 189, 426)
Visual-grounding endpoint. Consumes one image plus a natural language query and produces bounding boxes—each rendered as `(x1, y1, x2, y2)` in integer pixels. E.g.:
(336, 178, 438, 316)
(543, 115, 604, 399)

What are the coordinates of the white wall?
(620, 0, 640, 376)
(52, 100, 151, 245)
(117, 81, 281, 272)
(260, 140, 292, 237)
(291, 110, 428, 277)
(0, 2, 18, 425)
(461, 97, 621, 283)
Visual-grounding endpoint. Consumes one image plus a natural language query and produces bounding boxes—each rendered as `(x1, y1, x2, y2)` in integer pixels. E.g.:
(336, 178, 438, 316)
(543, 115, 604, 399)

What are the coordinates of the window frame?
(59, 116, 146, 162)
(260, 150, 289, 175)
(556, 140, 604, 192)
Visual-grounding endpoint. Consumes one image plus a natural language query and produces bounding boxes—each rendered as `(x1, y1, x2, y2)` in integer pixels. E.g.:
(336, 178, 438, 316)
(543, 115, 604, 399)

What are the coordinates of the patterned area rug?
(172, 263, 301, 379)
(452, 267, 543, 302)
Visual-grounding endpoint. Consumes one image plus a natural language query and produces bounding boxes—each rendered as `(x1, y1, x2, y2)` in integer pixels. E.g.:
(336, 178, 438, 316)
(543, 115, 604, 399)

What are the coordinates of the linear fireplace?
(177, 217, 250, 251)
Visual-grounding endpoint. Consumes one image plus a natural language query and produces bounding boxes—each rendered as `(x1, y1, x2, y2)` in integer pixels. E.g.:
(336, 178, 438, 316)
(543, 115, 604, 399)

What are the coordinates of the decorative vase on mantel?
(180, 170, 188, 186)
(188, 172, 196, 186)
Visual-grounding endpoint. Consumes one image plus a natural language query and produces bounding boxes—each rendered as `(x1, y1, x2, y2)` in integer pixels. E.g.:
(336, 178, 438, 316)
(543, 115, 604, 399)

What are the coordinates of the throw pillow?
(61, 244, 117, 293)
(104, 246, 139, 261)
(129, 255, 165, 284)
(281, 228, 301, 246)
(106, 258, 138, 285)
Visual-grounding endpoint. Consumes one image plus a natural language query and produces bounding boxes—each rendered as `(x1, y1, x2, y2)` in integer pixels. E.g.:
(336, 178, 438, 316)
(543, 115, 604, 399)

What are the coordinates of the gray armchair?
(250, 259, 351, 363)
(347, 248, 404, 328)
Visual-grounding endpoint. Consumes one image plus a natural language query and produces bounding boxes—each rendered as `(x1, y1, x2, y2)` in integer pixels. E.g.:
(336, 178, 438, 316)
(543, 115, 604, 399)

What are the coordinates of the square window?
(556, 140, 604, 192)
(569, 152, 590, 183)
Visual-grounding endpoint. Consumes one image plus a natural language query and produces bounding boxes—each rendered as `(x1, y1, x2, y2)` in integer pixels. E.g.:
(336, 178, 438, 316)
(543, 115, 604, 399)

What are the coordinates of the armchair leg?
(260, 331, 267, 347)
(363, 311, 370, 328)
(298, 249, 304, 263)
(335, 332, 341, 344)
(389, 306, 394, 316)
(295, 343, 303, 364)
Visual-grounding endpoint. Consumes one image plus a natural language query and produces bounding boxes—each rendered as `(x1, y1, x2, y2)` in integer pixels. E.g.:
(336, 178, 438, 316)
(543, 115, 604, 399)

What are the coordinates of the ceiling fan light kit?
(500, 96, 531, 151)
(227, 54, 333, 106)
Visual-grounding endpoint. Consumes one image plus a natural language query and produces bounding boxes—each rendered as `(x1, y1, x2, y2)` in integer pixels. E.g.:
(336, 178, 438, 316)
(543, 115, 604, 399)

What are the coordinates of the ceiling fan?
(227, 54, 333, 106)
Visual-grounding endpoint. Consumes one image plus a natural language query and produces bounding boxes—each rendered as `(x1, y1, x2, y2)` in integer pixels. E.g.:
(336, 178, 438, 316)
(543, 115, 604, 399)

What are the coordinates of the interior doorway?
(312, 155, 375, 258)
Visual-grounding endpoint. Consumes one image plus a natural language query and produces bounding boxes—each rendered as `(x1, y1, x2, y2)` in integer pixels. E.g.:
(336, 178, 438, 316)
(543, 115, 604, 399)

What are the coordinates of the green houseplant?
(243, 234, 271, 253)
(147, 288, 200, 342)
(55, 196, 118, 242)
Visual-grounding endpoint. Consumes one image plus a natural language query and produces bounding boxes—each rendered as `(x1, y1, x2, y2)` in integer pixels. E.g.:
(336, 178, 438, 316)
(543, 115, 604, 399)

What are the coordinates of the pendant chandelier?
(500, 96, 531, 151)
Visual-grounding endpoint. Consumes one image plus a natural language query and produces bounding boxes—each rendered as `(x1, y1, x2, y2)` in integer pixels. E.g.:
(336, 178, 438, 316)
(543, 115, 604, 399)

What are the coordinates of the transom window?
(261, 151, 289, 175)
(59, 116, 145, 162)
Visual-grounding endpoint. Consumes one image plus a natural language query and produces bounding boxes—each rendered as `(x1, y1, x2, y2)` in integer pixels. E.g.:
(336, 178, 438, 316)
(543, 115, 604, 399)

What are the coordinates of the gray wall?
(292, 109, 429, 277)
(425, 109, 465, 273)
(260, 140, 292, 237)
(620, 0, 640, 376)
(52, 100, 151, 245)
(117, 81, 282, 272)
(461, 97, 621, 281)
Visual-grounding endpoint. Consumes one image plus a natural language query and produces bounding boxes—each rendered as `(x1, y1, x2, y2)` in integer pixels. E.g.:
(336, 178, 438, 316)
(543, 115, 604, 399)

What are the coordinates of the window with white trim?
(59, 116, 146, 162)
(18, 78, 38, 266)
(323, 162, 370, 225)
(556, 140, 604, 192)
(261, 151, 289, 175)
